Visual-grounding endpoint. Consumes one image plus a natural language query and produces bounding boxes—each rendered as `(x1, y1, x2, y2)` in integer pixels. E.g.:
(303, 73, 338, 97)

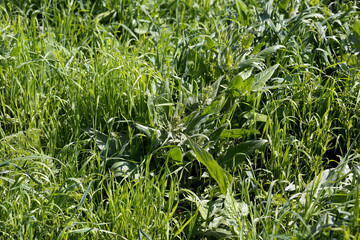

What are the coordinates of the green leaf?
(110, 161, 137, 177)
(209, 125, 227, 142)
(135, 123, 156, 138)
(120, 23, 139, 41)
(147, 92, 155, 126)
(209, 76, 224, 99)
(69, 228, 93, 234)
(309, 0, 320, 5)
(187, 137, 232, 195)
(252, 42, 265, 55)
(252, 64, 279, 91)
(173, 208, 199, 238)
(237, 58, 263, 70)
(235, 0, 248, 14)
(235, 0, 248, 25)
(205, 36, 217, 53)
(241, 34, 254, 49)
(185, 114, 210, 134)
(243, 111, 268, 122)
(256, 45, 285, 59)
(68, 228, 117, 235)
(219, 139, 268, 168)
(279, 0, 290, 11)
(220, 129, 259, 140)
(166, 147, 183, 164)
(138, 229, 152, 240)
(203, 96, 226, 115)
(353, 21, 360, 40)
(229, 75, 253, 97)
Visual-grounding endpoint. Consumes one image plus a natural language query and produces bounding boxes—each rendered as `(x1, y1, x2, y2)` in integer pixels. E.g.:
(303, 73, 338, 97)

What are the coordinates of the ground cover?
(0, 0, 359, 239)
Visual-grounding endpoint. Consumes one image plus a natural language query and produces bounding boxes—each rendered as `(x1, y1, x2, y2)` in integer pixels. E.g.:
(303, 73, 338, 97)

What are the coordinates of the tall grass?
(0, 0, 359, 239)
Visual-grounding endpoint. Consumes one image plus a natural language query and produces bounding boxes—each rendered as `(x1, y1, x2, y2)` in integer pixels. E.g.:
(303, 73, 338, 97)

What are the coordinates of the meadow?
(0, 0, 359, 239)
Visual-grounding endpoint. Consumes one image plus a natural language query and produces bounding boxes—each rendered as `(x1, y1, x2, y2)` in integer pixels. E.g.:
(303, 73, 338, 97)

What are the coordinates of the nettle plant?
(84, 37, 282, 184)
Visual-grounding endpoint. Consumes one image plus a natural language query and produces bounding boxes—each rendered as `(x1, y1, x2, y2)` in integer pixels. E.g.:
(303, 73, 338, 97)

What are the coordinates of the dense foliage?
(0, 0, 359, 239)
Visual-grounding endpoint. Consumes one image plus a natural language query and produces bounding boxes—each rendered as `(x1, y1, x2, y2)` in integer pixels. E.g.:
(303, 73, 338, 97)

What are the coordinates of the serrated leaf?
(225, 192, 249, 218)
(147, 92, 155, 125)
(187, 137, 232, 194)
(204, 230, 232, 239)
(84, 129, 128, 157)
(134, 26, 149, 35)
(236, 0, 248, 14)
(303, 13, 325, 20)
(238, 68, 253, 80)
(235, 0, 248, 25)
(252, 64, 279, 91)
(219, 139, 268, 168)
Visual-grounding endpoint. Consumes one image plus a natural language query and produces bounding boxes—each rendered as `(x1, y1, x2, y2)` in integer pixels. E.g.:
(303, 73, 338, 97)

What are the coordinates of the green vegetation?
(0, 0, 359, 239)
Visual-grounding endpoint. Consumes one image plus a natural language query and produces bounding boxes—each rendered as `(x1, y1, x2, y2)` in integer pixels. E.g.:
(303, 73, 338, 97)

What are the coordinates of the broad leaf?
(219, 139, 268, 168)
(209, 76, 224, 100)
(110, 161, 137, 178)
(187, 137, 232, 194)
(243, 112, 268, 122)
(353, 21, 360, 39)
(135, 123, 157, 138)
(237, 58, 263, 70)
(209, 125, 227, 142)
(252, 64, 279, 91)
(229, 75, 253, 97)
(185, 114, 210, 134)
(256, 45, 285, 59)
(205, 36, 217, 53)
(220, 129, 259, 140)
(203, 96, 226, 115)
(252, 42, 266, 55)
(166, 147, 183, 164)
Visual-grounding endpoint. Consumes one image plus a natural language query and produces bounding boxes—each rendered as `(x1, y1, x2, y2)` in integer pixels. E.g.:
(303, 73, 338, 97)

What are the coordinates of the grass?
(0, 0, 359, 239)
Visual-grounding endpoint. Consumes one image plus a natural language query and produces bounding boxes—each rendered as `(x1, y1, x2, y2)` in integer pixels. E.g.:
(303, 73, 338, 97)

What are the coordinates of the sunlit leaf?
(187, 137, 232, 194)
(252, 64, 279, 91)
(256, 45, 285, 59)
(219, 139, 268, 168)
(166, 147, 183, 164)
(220, 129, 259, 140)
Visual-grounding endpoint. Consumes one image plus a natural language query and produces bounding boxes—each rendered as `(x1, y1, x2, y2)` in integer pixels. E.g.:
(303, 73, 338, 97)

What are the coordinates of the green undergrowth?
(1, 0, 359, 239)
